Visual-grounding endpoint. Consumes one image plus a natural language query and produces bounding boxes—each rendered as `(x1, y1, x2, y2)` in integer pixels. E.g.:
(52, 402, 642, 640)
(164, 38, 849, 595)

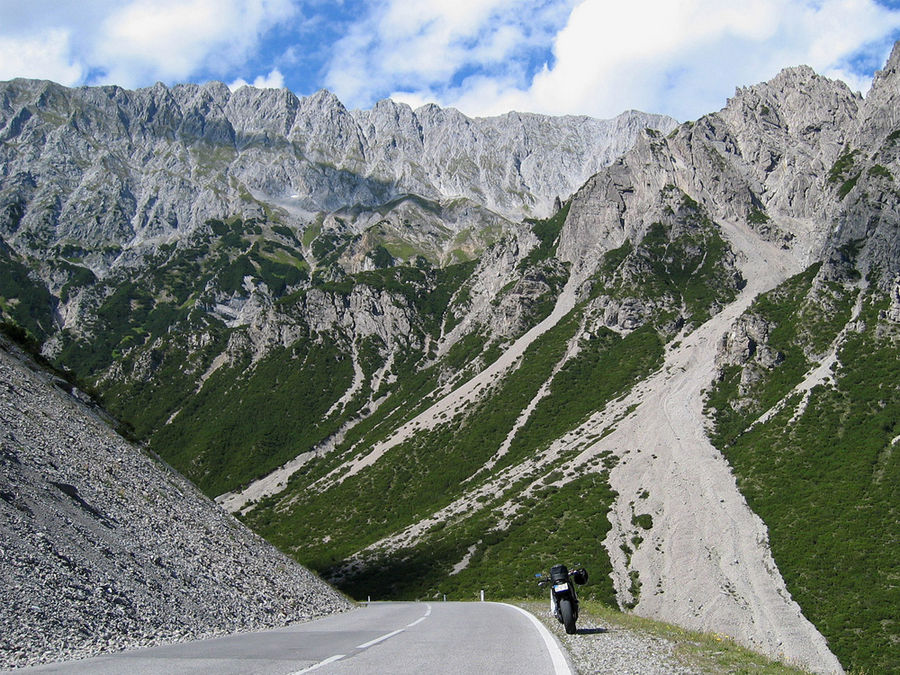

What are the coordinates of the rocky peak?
(172, 82, 235, 145)
(352, 98, 424, 153)
(227, 85, 300, 138)
(201, 79, 232, 99)
(132, 82, 182, 131)
(686, 63, 859, 235)
(854, 42, 900, 147)
(872, 40, 900, 90)
(557, 129, 677, 270)
(590, 41, 900, 293)
(367, 97, 416, 119)
(169, 81, 231, 115)
(298, 88, 348, 116)
(722, 64, 860, 145)
(290, 88, 364, 163)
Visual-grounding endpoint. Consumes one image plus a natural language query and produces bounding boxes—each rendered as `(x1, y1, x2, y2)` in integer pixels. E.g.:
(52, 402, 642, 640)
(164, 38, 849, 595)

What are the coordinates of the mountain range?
(1, 42, 898, 674)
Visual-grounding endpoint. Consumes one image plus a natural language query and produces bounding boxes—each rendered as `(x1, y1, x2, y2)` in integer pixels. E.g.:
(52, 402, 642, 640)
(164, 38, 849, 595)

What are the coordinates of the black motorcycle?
(537, 564, 588, 634)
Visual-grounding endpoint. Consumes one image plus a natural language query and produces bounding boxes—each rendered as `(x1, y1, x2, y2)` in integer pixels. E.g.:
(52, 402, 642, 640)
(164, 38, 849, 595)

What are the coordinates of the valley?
(2, 44, 899, 674)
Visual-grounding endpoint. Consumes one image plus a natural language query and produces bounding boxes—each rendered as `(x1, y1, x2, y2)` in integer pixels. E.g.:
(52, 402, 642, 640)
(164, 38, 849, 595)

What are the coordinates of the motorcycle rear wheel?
(559, 597, 576, 634)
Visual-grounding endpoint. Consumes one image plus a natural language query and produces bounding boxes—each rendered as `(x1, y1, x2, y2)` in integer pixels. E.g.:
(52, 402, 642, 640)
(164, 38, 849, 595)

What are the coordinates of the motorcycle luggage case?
(550, 564, 569, 583)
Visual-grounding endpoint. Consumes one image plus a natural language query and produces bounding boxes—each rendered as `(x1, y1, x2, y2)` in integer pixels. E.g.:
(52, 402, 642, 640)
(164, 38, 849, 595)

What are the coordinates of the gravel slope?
(579, 219, 842, 673)
(0, 339, 351, 670)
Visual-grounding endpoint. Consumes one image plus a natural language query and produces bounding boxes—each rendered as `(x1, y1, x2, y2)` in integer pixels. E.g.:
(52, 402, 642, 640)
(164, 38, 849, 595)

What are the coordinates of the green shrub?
(521, 201, 570, 267)
(709, 287, 898, 673)
(867, 164, 893, 180)
(0, 248, 56, 340)
(837, 173, 860, 200)
(368, 245, 394, 269)
(632, 513, 653, 530)
(828, 148, 859, 184)
(151, 337, 355, 496)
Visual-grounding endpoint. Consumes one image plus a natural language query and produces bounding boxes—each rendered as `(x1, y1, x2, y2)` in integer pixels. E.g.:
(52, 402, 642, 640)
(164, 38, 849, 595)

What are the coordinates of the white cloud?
(228, 68, 286, 90)
(95, 0, 296, 86)
(0, 0, 296, 88)
(0, 29, 84, 84)
(325, 0, 575, 107)
(3, 0, 899, 119)
(326, 0, 900, 120)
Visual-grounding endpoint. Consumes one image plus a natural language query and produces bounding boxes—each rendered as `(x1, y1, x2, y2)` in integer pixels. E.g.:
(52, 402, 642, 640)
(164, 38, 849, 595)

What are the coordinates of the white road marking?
(499, 603, 574, 675)
(356, 603, 431, 649)
(407, 603, 432, 627)
(356, 628, 404, 650)
(290, 653, 346, 674)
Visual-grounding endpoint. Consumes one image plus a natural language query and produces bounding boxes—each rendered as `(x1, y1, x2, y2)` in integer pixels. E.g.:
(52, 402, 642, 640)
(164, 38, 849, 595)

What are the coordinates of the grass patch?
(748, 208, 770, 224)
(867, 164, 893, 180)
(322, 470, 619, 604)
(0, 247, 56, 341)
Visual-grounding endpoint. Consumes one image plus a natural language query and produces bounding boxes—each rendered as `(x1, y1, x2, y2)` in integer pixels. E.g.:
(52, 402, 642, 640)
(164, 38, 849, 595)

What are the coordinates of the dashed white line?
(406, 603, 432, 627)
(356, 628, 404, 650)
(296, 604, 432, 672)
(290, 653, 346, 674)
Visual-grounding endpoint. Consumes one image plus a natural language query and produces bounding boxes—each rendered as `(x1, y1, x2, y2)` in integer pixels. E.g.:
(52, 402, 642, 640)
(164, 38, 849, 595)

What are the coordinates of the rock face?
(0, 338, 351, 670)
(0, 78, 675, 272)
(559, 44, 900, 292)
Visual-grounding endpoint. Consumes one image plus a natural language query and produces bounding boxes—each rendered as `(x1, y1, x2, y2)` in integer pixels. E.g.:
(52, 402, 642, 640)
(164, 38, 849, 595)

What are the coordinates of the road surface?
(15, 602, 572, 674)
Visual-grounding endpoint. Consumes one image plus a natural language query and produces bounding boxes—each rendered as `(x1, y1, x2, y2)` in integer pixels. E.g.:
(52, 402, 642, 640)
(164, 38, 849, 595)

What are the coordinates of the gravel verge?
(519, 601, 697, 675)
(0, 338, 351, 670)
(517, 600, 811, 675)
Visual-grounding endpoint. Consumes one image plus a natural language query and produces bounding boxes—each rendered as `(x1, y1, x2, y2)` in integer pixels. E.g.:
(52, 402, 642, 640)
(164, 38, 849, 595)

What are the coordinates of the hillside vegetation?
(706, 279, 899, 673)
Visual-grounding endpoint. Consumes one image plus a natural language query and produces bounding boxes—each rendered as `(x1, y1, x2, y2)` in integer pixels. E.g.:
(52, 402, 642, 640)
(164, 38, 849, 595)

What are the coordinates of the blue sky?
(1, 0, 899, 121)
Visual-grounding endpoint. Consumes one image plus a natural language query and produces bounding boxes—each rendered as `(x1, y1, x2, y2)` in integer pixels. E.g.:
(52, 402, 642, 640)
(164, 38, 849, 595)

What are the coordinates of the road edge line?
(498, 602, 574, 675)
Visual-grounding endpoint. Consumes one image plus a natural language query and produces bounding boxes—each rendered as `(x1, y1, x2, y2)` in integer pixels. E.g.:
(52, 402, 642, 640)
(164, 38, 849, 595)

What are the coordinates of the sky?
(1, 0, 900, 121)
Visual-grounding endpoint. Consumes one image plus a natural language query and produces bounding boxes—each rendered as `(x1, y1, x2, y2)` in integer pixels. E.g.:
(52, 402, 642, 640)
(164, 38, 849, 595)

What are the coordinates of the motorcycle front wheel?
(559, 597, 576, 634)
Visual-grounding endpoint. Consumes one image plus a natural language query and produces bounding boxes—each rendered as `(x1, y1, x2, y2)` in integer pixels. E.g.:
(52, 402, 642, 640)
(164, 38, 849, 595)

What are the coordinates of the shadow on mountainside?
(321, 547, 462, 601)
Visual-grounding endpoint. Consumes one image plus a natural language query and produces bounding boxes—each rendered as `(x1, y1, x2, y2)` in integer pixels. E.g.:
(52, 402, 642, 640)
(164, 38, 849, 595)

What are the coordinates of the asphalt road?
(16, 602, 573, 674)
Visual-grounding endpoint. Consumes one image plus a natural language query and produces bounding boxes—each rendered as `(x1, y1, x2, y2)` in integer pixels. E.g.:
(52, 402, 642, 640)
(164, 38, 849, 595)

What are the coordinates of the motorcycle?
(536, 564, 588, 634)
